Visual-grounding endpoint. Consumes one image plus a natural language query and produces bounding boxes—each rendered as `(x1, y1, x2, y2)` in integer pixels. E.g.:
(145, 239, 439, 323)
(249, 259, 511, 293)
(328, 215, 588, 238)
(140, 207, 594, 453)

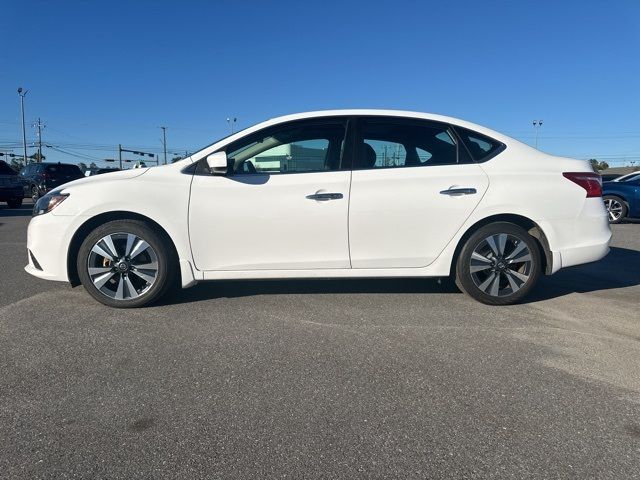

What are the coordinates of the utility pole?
(160, 126, 167, 165)
(118, 144, 123, 169)
(17, 88, 28, 165)
(34, 118, 45, 162)
(533, 120, 543, 149)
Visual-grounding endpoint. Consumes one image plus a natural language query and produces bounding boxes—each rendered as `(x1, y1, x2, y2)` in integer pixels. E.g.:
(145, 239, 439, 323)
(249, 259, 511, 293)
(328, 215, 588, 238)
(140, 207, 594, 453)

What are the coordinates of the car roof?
(39, 162, 79, 167)
(185, 109, 523, 163)
(261, 109, 510, 141)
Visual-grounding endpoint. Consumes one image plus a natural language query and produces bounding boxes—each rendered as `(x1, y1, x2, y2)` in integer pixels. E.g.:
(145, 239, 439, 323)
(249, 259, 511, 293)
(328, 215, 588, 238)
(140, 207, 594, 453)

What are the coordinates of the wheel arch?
(603, 192, 629, 206)
(450, 214, 553, 276)
(67, 211, 180, 287)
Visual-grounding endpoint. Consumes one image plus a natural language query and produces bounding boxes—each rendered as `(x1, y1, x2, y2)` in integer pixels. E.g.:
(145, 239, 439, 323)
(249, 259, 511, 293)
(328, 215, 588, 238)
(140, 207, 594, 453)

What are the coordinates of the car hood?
(55, 168, 150, 193)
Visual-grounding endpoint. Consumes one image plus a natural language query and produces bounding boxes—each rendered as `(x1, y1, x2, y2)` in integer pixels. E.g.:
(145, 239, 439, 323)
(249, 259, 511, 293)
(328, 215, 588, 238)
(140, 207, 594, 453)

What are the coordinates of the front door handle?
(306, 192, 343, 201)
(439, 187, 477, 196)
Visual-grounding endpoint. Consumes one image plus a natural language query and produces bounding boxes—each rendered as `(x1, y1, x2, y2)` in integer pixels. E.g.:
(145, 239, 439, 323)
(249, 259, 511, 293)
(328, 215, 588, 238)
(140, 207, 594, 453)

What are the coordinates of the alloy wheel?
(604, 198, 624, 222)
(469, 233, 533, 298)
(86, 232, 159, 300)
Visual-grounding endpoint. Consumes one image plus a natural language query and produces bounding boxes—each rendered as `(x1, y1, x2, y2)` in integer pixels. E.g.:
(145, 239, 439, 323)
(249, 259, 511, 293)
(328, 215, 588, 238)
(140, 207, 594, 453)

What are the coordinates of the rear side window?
(355, 118, 471, 170)
(455, 127, 505, 162)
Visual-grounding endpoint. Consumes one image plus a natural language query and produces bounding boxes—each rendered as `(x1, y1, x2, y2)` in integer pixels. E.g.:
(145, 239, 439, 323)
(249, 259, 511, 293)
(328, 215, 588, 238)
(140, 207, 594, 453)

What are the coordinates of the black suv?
(19, 162, 84, 201)
(0, 160, 23, 208)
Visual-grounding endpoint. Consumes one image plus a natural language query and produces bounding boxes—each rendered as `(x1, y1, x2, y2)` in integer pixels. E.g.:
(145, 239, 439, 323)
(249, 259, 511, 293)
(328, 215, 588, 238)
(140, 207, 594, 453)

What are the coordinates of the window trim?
(352, 116, 468, 171)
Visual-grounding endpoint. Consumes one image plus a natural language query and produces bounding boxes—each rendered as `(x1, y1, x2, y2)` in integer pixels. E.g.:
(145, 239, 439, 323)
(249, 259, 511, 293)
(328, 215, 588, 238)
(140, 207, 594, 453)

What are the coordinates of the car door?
(625, 179, 640, 217)
(348, 116, 490, 268)
(189, 118, 352, 271)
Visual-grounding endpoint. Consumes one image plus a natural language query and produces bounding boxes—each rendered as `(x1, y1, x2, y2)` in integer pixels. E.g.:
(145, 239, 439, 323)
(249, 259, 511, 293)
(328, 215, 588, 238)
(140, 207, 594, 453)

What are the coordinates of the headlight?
(33, 193, 69, 217)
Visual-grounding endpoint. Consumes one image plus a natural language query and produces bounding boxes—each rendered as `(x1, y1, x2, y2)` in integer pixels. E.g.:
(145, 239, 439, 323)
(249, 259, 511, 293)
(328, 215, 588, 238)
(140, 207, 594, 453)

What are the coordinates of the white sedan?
(25, 110, 611, 307)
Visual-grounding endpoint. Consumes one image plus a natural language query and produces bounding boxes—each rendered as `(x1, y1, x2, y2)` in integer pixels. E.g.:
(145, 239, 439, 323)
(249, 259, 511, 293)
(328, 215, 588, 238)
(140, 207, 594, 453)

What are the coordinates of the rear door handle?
(306, 192, 343, 201)
(439, 187, 477, 196)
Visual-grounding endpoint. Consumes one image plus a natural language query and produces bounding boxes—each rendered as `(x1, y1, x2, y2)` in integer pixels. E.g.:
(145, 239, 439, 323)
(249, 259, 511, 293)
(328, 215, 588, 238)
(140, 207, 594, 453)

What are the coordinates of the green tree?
(589, 159, 609, 171)
(78, 162, 88, 172)
(10, 158, 23, 171)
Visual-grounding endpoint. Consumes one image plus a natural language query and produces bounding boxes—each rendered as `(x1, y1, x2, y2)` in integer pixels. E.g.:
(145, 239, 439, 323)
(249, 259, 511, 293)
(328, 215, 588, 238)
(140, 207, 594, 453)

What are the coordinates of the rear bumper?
(539, 198, 611, 272)
(556, 242, 610, 269)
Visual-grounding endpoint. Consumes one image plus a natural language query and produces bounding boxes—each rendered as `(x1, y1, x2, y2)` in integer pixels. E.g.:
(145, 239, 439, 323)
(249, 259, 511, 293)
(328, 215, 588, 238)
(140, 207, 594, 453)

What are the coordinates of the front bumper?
(25, 212, 78, 283)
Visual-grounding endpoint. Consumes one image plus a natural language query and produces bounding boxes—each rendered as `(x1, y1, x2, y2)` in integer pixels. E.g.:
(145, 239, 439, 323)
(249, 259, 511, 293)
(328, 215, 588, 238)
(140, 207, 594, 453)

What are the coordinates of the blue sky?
(1, 0, 639, 167)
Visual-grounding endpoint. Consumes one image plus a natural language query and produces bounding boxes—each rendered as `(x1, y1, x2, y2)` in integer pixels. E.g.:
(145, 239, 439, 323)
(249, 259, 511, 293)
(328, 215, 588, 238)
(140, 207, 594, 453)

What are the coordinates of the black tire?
(7, 198, 23, 208)
(455, 222, 541, 306)
(603, 195, 627, 224)
(31, 186, 40, 202)
(77, 219, 177, 308)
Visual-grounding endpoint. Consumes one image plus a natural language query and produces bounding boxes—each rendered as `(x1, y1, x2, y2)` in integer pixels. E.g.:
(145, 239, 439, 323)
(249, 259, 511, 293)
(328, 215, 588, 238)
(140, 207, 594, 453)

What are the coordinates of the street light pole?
(118, 144, 123, 170)
(227, 117, 237, 134)
(533, 120, 543, 149)
(17, 87, 28, 165)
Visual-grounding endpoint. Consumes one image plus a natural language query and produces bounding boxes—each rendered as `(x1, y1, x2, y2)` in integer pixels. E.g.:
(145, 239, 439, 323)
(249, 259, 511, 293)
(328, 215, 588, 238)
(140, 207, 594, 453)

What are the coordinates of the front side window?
(355, 118, 465, 169)
(222, 120, 347, 174)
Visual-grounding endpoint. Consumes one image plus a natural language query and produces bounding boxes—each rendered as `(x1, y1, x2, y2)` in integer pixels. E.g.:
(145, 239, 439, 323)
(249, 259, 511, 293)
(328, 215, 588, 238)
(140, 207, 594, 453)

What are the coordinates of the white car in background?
(611, 172, 640, 182)
(25, 110, 611, 307)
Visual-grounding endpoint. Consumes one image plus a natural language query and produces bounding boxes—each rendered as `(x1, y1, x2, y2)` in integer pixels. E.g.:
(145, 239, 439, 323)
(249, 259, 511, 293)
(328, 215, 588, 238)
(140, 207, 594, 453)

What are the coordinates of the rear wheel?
(77, 220, 176, 308)
(455, 222, 541, 305)
(603, 195, 627, 224)
(7, 198, 22, 208)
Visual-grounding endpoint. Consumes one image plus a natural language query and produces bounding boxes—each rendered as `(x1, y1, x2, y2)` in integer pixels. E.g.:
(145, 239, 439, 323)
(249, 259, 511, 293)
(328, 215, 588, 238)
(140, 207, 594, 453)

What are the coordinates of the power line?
(47, 145, 104, 162)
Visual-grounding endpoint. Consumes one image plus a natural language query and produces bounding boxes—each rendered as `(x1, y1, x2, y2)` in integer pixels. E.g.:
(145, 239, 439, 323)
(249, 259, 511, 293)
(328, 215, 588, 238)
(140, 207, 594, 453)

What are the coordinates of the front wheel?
(603, 195, 627, 224)
(31, 186, 40, 202)
(455, 222, 541, 305)
(77, 220, 176, 308)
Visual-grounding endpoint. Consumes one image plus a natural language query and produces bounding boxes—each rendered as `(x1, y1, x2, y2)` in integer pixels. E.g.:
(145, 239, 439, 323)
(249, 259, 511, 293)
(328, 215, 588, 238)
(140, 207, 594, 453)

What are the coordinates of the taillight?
(562, 172, 602, 198)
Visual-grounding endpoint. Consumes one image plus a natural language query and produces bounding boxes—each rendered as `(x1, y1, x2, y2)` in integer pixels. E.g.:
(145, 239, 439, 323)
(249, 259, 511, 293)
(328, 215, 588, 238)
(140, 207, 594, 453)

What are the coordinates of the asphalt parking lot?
(1, 201, 639, 479)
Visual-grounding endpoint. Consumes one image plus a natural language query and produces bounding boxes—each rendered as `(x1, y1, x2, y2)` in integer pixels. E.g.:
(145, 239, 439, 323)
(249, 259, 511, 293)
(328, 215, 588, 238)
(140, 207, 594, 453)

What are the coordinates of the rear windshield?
(0, 161, 16, 175)
(45, 164, 82, 175)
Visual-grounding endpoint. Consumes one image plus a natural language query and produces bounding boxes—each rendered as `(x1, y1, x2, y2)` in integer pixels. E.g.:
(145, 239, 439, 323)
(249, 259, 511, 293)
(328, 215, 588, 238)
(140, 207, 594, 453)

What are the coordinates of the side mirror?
(206, 152, 228, 175)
